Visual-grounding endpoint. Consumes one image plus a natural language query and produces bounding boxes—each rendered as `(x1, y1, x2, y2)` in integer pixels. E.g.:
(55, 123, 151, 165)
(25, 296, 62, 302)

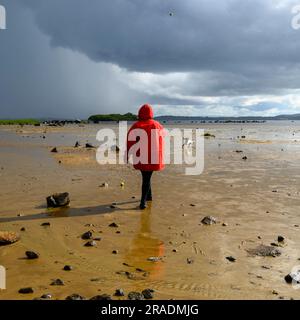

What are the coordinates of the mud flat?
(0, 121, 300, 300)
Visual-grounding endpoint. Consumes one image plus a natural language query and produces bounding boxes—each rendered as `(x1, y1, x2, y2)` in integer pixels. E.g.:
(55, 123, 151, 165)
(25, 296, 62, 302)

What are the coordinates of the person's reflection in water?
(125, 204, 165, 280)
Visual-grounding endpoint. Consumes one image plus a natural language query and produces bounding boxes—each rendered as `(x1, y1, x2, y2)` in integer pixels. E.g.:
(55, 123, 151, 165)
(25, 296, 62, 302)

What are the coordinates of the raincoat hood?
(138, 104, 154, 120)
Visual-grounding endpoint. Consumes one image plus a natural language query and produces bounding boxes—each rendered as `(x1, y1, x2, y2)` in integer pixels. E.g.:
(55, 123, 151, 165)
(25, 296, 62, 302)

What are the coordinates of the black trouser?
(140, 171, 153, 205)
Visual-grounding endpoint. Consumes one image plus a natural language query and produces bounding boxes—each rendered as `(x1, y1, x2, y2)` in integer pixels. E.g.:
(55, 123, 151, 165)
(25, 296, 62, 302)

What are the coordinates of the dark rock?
(271, 242, 279, 247)
(46, 192, 70, 208)
(112, 250, 118, 254)
(84, 240, 96, 247)
(41, 222, 50, 227)
(285, 268, 300, 284)
(74, 141, 80, 148)
(63, 265, 73, 271)
(20, 227, 26, 232)
(85, 143, 95, 148)
(26, 251, 39, 259)
(201, 216, 217, 225)
(0, 231, 20, 246)
(187, 258, 194, 264)
(51, 147, 58, 153)
(242, 156, 248, 160)
(114, 289, 125, 297)
(51, 279, 64, 286)
(90, 294, 112, 300)
(40, 294, 52, 300)
(226, 256, 236, 262)
(81, 231, 93, 240)
(66, 294, 86, 300)
(142, 289, 154, 299)
(109, 222, 119, 228)
(19, 287, 34, 294)
(278, 236, 285, 243)
(128, 292, 144, 300)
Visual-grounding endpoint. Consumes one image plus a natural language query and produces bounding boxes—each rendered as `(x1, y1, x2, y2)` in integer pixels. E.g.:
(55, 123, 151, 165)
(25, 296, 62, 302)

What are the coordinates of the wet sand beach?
(0, 122, 300, 300)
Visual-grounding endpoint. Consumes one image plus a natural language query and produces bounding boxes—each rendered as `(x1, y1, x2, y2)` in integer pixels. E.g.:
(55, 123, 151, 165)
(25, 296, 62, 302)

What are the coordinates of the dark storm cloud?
(23, 0, 300, 74)
(1, 0, 300, 118)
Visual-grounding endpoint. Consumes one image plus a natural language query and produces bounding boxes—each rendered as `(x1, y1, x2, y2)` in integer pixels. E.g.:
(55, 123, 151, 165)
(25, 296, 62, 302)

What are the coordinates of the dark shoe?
(139, 203, 147, 210)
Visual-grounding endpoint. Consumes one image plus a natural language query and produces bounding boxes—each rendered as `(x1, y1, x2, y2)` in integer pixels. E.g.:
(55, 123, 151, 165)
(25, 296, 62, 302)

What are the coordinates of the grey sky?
(0, 0, 300, 118)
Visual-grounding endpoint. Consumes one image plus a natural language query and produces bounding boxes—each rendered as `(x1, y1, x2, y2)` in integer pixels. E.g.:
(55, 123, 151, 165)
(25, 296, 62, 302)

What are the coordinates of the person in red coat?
(127, 104, 165, 209)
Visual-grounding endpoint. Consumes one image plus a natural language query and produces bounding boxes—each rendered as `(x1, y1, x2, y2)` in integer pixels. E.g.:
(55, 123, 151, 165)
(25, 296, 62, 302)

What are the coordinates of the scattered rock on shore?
(90, 294, 112, 300)
(226, 256, 236, 262)
(84, 240, 97, 247)
(201, 216, 217, 225)
(51, 147, 58, 153)
(85, 143, 95, 148)
(66, 294, 86, 300)
(128, 292, 144, 300)
(46, 192, 70, 208)
(109, 222, 119, 228)
(51, 279, 64, 286)
(114, 289, 125, 297)
(247, 245, 281, 257)
(63, 265, 73, 271)
(19, 287, 34, 294)
(41, 222, 50, 227)
(81, 231, 93, 240)
(25, 251, 39, 260)
(285, 270, 300, 284)
(142, 289, 154, 299)
(0, 231, 20, 246)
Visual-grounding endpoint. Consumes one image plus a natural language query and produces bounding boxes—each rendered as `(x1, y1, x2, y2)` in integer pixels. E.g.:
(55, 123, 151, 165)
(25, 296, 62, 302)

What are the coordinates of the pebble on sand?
(128, 292, 144, 300)
(66, 294, 86, 300)
(0, 231, 20, 246)
(81, 231, 93, 240)
(90, 294, 112, 300)
(142, 289, 155, 300)
(19, 287, 34, 294)
(201, 216, 217, 225)
(84, 240, 97, 247)
(25, 251, 39, 260)
(46, 192, 70, 208)
(51, 279, 64, 286)
(226, 256, 236, 262)
(114, 289, 125, 297)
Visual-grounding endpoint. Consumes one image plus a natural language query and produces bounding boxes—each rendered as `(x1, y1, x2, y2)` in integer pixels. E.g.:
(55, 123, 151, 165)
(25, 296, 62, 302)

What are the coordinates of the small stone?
(172, 249, 178, 253)
(272, 290, 279, 295)
(20, 227, 26, 232)
(26, 251, 39, 259)
(66, 294, 86, 300)
(114, 289, 125, 297)
(51, 147, 58, 153)
(278, 236, 285, 243)
(41, 222, 50, 227)
(74, 141, 80, 148)
(120, 181, 125, 187)
(201, 216, 217, 225)
(100, 182, 108, 188)
(19, 287, 34, 294)
(90, 294, 112, 300)
(222, 223, 228, 227)
(109, 222, 119, 228)
(128, 292, 144, 300)
(85, 143, 95, 148)
(51, 279, 64, 286)
(63, 265, 73, 271)
(142, 289, 154, 299)
(46, 192, 70, 208)
(85, 240, 96, 247)
(242, 156, 248, 160)
(0, 231, 20, 245)
(112, 250, 118, 254)
(147, 257, 162, 262)
(226, 256, 236, 262)
(41, 294, 52, 300)
(187, 258, 194, 264)
(81, 231, 93, 240)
